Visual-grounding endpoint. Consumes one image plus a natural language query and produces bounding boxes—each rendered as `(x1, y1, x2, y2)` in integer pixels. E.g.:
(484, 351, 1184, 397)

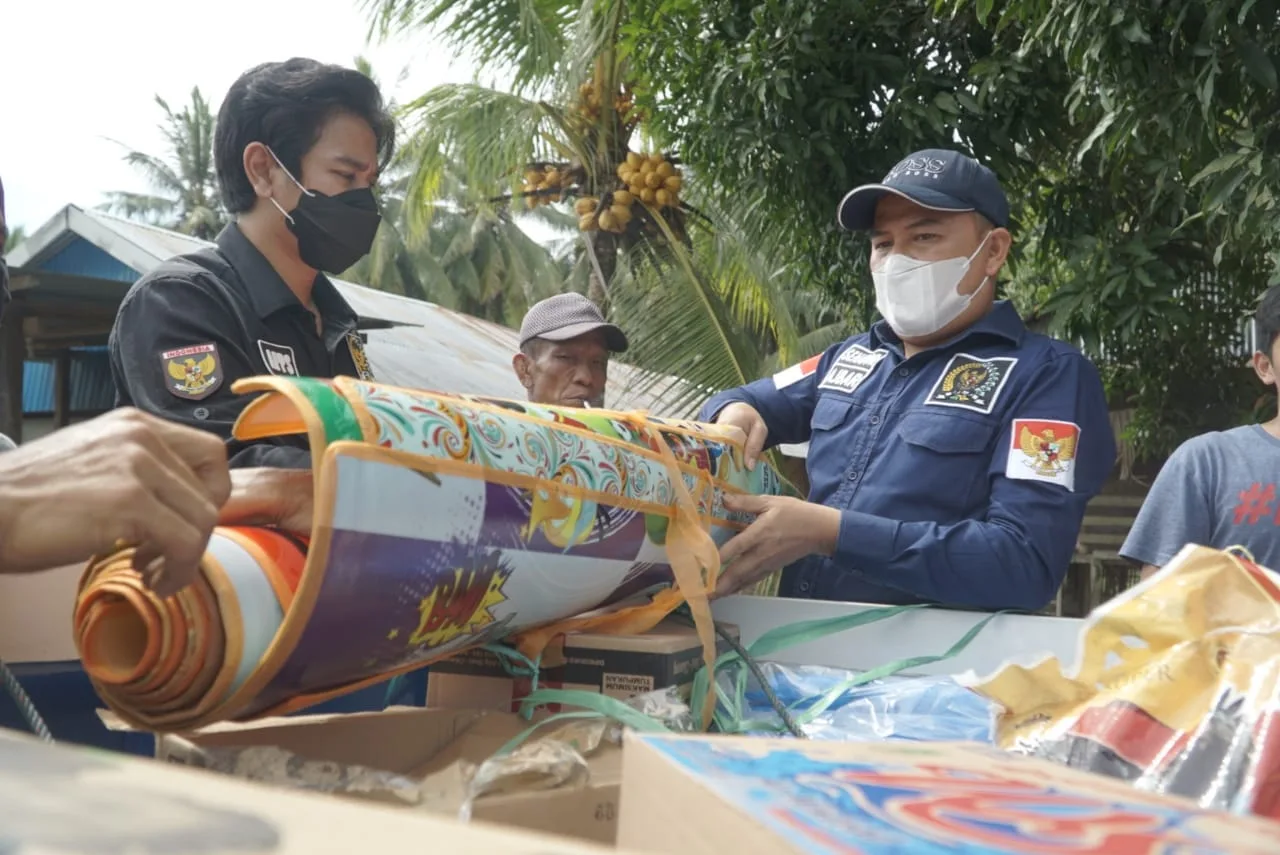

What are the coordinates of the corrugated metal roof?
(82, 210, 216, 263)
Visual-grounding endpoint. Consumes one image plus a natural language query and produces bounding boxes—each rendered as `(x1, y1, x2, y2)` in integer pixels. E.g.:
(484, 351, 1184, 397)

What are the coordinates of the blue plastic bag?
(735, 662, 998, 743)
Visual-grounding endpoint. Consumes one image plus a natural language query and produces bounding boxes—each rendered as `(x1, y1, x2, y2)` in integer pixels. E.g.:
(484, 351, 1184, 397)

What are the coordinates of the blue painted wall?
(22, 347, 115, 415)
(37, 237, 140, 284)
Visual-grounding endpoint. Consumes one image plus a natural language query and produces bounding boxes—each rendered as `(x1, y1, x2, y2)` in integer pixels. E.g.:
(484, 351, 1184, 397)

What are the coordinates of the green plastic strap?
(494, 710, 609, 757)
(482, 643, 543, 692)
(689, 603, 1004, 735)
(517, 688, 674, 733)
(787, 609, 1010, 728)
(687, 603, 928, 729)
(493, 688, 674, 756)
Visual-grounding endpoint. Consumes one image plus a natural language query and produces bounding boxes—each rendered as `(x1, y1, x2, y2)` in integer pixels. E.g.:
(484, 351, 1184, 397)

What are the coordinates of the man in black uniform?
(109, 58, 394, 469)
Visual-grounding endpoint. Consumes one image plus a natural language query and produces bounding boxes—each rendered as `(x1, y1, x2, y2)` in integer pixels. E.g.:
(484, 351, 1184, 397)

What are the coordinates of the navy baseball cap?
(836, 149, 1010, 231)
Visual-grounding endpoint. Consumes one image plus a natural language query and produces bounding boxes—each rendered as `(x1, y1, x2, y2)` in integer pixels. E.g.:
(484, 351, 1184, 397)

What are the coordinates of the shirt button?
(896, 367, 910, 378)
(848, 471, 860, 481)
(869, 415, 881, 425)
(798, 581, 811, 593)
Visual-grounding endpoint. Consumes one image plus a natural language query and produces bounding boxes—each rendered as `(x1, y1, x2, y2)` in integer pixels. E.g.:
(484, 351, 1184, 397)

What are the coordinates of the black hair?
(1257, 285, 1280, 355)
(214, 58, 396, 214)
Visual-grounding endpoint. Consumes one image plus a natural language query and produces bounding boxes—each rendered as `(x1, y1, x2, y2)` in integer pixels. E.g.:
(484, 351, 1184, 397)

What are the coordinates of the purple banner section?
(245, 529, 522, 715)
(490, 483, 651, 562)
(244, 483, 672, 714)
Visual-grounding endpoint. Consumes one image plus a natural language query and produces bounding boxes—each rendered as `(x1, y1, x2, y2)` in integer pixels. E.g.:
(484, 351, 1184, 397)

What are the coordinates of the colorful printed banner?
(621, 734, 1279, 853)
(75, 376, 782, 732)
(967, 543, 1280, 821)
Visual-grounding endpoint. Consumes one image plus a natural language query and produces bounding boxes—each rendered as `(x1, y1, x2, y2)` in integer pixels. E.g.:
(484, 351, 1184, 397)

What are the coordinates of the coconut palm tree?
(362, 0, 839, 414)
(103, 88, 227, 240)
(343, 57, 573, 321)
(345, 152, 573, 325)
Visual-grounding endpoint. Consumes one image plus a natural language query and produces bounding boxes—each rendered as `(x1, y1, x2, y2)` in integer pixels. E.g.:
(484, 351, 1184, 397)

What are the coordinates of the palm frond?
(610, 215, 763, 415)
(396, 85, 557, 232)
(362, 0, 575, 94)
(100, 191, 178, 224)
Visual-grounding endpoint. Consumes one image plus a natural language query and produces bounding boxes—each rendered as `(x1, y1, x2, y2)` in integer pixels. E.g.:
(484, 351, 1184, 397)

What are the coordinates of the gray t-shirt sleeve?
(1120, 439, 1213, 568)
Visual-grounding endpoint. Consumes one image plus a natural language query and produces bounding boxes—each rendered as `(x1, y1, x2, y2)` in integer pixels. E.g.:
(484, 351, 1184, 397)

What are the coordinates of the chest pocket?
(898, 410, 998, 511)
(811, 396, 853, 432)
(899, 410, 997, 456)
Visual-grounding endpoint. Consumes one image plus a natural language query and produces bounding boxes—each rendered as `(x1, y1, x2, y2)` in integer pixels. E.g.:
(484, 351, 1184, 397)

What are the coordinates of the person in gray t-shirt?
(1122, 286, 1280, 576)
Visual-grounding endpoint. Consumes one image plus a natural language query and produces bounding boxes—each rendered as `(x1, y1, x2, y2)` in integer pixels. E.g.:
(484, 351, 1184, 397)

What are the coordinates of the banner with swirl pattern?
(74, 376, 782, 732)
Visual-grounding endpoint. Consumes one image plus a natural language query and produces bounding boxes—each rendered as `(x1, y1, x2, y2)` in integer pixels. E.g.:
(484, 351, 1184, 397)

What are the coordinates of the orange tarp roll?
(75, 376, 782, 732)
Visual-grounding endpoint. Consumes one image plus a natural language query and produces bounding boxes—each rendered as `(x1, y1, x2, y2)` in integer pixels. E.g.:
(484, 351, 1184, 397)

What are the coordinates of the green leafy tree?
(103, 88, 228, 240)
(946, 0, 1276, 458)
(624, 0, 1277, 460)
(343, 56, 571, 318)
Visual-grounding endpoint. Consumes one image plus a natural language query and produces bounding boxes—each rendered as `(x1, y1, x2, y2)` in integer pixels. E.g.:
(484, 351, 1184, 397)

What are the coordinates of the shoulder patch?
(258, 340, 299, 376)
(817, 345, 888, 395)
(346, 332, 375, 381)
(772, 354, 821, 390)
(161, 343, 222, 401)
(925, 352, 1017, 414)
(1006, 418, 1080, 491)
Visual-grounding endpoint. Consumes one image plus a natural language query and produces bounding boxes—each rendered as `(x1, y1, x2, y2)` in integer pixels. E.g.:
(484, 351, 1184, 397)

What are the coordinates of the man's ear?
(1253, 350, 1276, 385)
(982, 227, 1013, 279)
(243, 142, 278, 200)
(512, 353, 533, 390)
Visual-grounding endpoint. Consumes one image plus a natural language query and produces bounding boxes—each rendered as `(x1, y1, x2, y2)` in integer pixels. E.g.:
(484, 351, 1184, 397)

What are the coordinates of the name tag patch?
(817, 345, 887, 395)
(161, 343, 222, 401)
(1007, 418, 1080, 491)
(258, 340, 299, 376)
(346, 332, 375, 381)
(925, 353, 1017, 415)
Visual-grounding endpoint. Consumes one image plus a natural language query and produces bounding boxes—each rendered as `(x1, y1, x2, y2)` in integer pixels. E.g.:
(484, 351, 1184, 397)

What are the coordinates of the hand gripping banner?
(74, 376, 782, 732)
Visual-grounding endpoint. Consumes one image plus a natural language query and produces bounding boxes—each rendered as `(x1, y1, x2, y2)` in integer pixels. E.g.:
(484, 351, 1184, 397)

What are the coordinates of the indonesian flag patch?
(1006, 418, 1080, 491)
(772, 354, 822, 390)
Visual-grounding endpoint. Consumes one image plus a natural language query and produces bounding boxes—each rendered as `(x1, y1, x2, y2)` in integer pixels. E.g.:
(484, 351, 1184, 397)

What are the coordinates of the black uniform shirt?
(109, 223, 375, 469)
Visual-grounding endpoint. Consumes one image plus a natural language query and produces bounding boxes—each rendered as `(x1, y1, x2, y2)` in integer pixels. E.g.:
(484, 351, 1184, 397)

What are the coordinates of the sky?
(0, 0, 492, 236)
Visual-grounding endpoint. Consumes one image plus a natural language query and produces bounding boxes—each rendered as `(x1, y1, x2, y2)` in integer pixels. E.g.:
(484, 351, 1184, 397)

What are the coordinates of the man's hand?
(715, 493, 840, 597)
(218, 468, 314, 534)
(714, 403, 768, 470)
(0, 409, 231, 596)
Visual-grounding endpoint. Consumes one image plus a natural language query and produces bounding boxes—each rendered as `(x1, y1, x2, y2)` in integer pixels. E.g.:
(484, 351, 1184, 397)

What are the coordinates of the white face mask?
(872, 232, 992, 339)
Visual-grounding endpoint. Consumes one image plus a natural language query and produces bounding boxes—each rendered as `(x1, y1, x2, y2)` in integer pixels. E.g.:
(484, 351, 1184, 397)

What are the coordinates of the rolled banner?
(76, 376, 783, 732)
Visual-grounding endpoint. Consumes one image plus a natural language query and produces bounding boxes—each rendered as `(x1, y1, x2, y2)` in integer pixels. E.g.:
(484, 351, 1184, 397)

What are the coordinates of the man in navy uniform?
(701, 149, 1116, 610)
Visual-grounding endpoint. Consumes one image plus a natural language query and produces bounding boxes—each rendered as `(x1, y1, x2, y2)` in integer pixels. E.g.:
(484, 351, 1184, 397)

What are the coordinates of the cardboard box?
(618, 734, 1280, 854)
(124, 705, 626, 846)
(427, 619, 738, 712)
(0, 725, 637, 854)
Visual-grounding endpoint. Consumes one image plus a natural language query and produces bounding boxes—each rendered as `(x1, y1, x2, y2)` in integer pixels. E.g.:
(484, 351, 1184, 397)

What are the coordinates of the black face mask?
(284, 186, 381, 274)
(267, 148, 382, 274)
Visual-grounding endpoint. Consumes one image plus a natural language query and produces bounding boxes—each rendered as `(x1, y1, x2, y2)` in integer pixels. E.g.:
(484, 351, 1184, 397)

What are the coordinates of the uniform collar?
(216, 223, 359, 329)
(868, 299, 1026, 352)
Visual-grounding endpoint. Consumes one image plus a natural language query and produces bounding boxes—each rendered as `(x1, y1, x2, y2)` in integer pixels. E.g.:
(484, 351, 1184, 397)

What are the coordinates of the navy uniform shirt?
(109, 224, 376, 469)
(699, 300, 1116, 611)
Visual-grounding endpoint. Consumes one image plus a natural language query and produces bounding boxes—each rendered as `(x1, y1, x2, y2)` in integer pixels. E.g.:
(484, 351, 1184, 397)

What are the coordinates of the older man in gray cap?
(514, 293, 629, 408)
